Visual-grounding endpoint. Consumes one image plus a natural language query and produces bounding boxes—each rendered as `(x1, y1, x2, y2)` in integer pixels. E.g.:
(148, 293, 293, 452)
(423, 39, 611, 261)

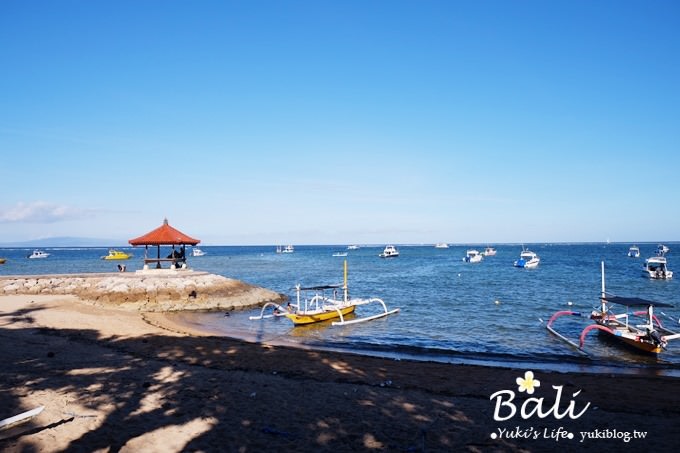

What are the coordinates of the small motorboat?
(434, 243, 449, 249)
(192, 248, 206, 257)
(347, 245, 359, 250)
(101, 249, 131, 260)
(276, 245, 295, 254)
(379, 245, 399, 258)
(27, 250, 50, 259)
(656, 244, 670, 256)
(463, 249, 483, 263)
(627, 245, 640, 258)
(483, 247, 497, 256)
(332, 252, 348, 257)
(643, 256, 673, 279)
(514, 249, 539, 268)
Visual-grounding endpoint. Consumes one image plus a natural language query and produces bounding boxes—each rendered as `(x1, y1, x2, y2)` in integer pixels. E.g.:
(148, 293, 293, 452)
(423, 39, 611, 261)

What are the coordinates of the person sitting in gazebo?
(129, 219, 200, 270)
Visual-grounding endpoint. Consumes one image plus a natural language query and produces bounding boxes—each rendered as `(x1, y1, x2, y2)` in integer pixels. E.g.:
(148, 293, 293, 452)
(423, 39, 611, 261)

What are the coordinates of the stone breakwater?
(0, 271, 286, 312)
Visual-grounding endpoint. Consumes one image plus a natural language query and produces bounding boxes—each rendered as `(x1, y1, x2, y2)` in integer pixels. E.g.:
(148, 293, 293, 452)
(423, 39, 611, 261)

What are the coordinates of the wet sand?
(1, 294, 679, 452)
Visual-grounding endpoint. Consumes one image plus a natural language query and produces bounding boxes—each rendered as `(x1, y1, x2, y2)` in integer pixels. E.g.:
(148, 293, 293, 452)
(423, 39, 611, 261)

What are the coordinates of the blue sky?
(1, 1, 679, 245)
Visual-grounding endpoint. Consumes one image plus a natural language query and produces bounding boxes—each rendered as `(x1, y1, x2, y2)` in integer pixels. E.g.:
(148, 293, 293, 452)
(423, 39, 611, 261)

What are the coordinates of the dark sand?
(1, 295, 679, 452)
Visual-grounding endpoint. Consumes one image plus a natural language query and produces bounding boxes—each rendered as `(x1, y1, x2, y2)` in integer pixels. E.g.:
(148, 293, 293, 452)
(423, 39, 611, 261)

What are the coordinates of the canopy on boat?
(602, 295, 673, 308)
(129, 218, 200, 246)
(298, 284, 343, 291)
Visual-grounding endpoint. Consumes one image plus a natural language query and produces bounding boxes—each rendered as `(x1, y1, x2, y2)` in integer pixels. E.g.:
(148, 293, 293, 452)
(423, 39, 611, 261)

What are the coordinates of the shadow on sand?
(1, 305, 679, 452)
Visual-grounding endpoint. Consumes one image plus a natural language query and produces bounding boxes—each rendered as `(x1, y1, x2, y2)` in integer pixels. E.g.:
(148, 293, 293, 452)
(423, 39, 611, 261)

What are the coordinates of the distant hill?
(0, 237, 126, 248)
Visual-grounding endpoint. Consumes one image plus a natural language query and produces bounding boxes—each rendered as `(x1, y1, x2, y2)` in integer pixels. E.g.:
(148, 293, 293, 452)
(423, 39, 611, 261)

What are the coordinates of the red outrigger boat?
(546, 262, 680, 355)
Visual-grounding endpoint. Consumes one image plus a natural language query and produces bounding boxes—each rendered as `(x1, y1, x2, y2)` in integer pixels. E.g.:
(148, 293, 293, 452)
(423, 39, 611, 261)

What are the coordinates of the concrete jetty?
(0, 270, 286, 312)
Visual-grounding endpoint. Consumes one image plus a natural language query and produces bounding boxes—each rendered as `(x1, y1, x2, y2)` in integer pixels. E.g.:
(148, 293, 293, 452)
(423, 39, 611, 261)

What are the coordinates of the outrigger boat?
(545, 262, 680, 355)
(250, 261, 400, 326)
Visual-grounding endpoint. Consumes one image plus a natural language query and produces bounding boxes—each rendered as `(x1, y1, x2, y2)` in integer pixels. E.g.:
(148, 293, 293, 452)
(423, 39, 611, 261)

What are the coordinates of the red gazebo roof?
(129, 219, 200, 246)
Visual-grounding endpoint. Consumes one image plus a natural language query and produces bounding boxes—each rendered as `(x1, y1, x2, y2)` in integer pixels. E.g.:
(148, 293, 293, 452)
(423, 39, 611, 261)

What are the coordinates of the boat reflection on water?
(286, 313, 359, 338)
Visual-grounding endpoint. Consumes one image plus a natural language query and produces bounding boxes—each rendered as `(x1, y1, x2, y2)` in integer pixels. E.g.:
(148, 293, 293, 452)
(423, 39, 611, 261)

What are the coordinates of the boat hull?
(514, 259, 539, 268)
(597, 329, 664, 354)
(285, 305, 356, 325)
(103, 255, 130, 260)
(643, 270, 673, 279)
(464, 256, 482, 263)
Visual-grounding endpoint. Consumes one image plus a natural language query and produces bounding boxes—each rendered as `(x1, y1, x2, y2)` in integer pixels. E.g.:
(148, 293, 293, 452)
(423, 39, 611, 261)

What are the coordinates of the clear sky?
(1, 1, 679, 245)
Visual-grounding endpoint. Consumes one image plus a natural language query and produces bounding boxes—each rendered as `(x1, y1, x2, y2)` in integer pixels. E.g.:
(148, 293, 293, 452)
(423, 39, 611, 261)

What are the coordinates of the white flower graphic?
(516, 371, 541, 394)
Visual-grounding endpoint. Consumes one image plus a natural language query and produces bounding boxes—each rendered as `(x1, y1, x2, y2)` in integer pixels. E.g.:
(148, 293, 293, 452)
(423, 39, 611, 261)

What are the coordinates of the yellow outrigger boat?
(250, 261, 400, 326)
(101, 249, 132, 260)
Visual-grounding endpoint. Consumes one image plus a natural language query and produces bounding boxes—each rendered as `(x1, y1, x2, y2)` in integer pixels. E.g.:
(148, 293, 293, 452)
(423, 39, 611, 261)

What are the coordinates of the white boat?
(643, 256, 673, 279)
(276, 245, 294, 254)
(332, 252, 348, 257)
(379, 245, 399, 258)
(656, 244, 670, 256)
(347, 245, 359, 250)
(27, 250, 50, 259)
(434, 243, 449, 249)
(514, 249, 540, 268)
(627, 245, 640, 258)
(192, 248, 206, 257)
(483, 247, 497, 256)
(463, 249, 483, 263)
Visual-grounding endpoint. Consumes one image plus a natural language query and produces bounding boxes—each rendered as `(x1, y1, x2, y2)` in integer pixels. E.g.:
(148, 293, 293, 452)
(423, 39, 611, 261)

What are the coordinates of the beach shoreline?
(1, 294, 679, 452)
(157, 310, 680, 378)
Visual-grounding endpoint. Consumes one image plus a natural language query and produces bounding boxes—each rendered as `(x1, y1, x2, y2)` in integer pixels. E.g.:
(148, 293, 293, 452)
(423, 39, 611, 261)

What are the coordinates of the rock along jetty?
(0, 270, 285, 312)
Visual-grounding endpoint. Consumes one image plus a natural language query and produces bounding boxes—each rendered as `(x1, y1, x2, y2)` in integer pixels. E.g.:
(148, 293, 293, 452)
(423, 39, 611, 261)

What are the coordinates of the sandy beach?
(1, 294, 679, 452)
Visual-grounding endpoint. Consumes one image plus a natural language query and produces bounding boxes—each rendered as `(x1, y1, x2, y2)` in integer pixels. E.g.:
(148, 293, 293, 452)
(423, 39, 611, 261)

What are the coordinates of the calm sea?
(2, 243, 680, 373)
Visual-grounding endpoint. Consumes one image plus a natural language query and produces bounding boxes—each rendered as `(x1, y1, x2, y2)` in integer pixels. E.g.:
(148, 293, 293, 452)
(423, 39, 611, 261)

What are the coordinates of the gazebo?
(128, 219, 200, 269)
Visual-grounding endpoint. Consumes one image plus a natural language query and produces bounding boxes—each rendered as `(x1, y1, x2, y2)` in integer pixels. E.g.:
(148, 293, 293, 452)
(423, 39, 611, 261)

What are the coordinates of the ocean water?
(2, 243, 680, 372)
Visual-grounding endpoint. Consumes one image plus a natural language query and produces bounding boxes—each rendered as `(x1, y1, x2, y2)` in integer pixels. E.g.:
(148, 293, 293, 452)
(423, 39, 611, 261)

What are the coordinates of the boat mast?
(343, 260, 348, 302)
(600, 261, 607, 314)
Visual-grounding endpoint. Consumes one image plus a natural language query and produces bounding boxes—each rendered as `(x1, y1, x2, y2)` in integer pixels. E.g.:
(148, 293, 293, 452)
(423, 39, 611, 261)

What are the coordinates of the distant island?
(0, 236, 126, 248)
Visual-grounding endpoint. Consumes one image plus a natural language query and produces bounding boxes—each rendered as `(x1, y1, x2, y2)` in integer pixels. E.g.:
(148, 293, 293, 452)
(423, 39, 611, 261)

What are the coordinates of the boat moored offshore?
(463, 249, 483, 263)
(379, 245, 399, 258)
(643, 256, 673, 279)
(101, 249, 131, 260)
(514, 249, 540, 268)
(27, 250, 50, 259)
(483, 247, 497, 256)
(192, 248, 206, 257)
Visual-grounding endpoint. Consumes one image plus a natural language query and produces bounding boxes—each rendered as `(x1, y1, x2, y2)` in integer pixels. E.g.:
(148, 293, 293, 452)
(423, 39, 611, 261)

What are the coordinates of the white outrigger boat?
(250, 261, 400, 326)
(545, 262, 680, 355)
